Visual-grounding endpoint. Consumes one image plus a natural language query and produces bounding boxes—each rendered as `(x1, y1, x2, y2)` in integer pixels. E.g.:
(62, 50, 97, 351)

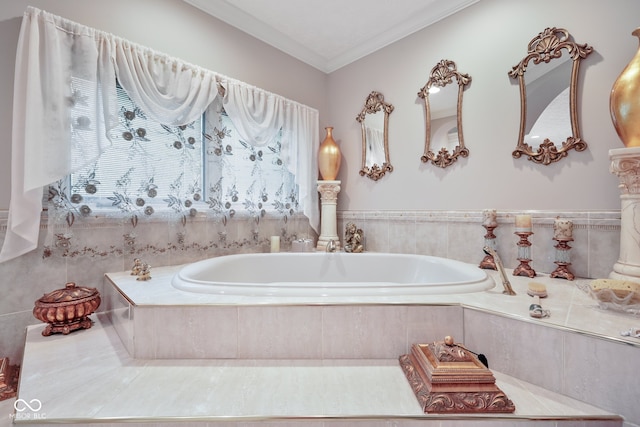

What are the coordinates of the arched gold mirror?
(356, 91, 394, 181)
(418, 59, 471, 168)
(508, 27, 593, 165)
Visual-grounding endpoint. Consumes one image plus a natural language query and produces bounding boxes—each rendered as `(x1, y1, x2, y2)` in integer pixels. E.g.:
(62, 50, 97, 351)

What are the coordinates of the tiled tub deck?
(9, 261, 640, 426)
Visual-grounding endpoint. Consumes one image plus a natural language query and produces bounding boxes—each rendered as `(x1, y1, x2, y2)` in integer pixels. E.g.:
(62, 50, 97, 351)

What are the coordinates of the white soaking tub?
(171, 252, 495, 297)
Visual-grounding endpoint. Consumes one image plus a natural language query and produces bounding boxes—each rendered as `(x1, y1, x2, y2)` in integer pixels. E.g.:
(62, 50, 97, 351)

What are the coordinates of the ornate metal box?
(399, 337, 515, 413)
(33, 282, 101, 336)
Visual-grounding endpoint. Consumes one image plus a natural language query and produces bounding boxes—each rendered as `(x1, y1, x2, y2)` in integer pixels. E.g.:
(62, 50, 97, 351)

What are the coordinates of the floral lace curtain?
(47, 82, 205, 228)
(47, 86, 303, 249)
(0, 7, 319, 262)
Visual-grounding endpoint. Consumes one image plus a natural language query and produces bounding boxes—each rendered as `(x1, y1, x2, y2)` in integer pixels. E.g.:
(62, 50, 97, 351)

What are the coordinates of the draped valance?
(0, 7, 319, 262)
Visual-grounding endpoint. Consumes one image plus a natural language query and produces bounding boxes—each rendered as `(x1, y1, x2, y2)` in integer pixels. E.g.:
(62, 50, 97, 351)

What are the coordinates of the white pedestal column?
(316, 180, 341, 251)
(610, 147, 640, 280)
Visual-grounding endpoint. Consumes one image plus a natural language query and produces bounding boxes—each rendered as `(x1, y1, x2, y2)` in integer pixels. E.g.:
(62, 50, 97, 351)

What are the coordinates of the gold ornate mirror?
(508, 27, 593, 165)
(356, 91, 394, 181)
(418, 59, 471, 168)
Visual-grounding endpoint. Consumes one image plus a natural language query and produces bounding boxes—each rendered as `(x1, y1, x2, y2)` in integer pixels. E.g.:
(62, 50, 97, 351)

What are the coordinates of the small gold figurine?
(344, 222, 364, 253)
(136, 262, 151, 281)
(130, 258, 143, 275)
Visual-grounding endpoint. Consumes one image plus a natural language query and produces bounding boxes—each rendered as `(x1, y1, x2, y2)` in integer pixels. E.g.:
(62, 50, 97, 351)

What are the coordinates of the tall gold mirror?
(508, 27, 593, 165)
(418, 59, 471, 168)
(356, 91, 394, 181)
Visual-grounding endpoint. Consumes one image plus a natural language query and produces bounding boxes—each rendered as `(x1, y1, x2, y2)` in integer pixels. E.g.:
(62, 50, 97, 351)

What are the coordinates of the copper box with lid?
(33, 282, 101, 336)
(399, 336, 515, 413)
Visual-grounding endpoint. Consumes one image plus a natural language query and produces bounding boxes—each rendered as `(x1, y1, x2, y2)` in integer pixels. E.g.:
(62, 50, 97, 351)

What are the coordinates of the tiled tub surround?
(0, 212, 316, 364)
(99, 264, 640, 425)
(0, 209, 620, 364)
(10, 267, 636, 427)
(338, 210, 621, 281)
(0, 209, 628, 424)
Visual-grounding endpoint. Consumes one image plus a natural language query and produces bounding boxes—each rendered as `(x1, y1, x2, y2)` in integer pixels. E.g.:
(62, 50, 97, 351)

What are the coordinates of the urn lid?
(35, 282, 99, 306)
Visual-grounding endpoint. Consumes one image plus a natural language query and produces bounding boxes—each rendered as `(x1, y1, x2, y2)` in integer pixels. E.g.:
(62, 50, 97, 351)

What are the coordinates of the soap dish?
(581, 279, 640, 316)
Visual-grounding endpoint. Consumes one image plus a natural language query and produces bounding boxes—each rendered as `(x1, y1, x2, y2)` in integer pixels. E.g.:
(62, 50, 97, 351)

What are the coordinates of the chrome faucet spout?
(326, 239, 337, 253)
(483, 246, 516, 295)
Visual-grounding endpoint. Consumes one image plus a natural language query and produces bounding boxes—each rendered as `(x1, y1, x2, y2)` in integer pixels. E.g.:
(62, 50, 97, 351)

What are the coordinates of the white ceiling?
(183, 0, 480, 73)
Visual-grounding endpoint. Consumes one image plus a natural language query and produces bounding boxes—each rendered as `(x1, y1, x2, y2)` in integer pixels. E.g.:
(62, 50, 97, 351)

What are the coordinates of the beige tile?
(563, 332, 640, 424)
(102, 282, 134, 356)
(587, 217, 621, 279)
(131, 306, 239, 359)
(447, 221, 485, 264)
(362, 213, 390, 253)
(406, 305, 463, 348)
(463, 310, 565, 393)
(0, 310, 33, 363)
(322, 305, 408, 358)
(415, 216, 448, 257)
(388, 213, 416, 254)
(238, 306, 323, 358)
(0, 241, 68, 316)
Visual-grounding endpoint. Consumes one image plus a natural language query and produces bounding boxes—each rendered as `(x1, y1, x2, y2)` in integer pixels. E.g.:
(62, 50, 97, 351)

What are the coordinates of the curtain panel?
(0, 6, 319, 263)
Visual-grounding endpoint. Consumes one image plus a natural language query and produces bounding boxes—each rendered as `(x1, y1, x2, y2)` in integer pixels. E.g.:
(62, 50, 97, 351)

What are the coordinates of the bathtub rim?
(170, 252, 496, 296)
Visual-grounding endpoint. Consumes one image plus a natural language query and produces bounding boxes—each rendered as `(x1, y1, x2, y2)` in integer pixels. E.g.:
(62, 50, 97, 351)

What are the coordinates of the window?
(204, 112, 299, 223)
(49, 82, 299, 226)
(2, 7, 318, 263)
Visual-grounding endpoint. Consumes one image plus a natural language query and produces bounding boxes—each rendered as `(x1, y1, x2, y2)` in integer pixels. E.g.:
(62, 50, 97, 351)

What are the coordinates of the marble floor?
(7, 313, 622, 426)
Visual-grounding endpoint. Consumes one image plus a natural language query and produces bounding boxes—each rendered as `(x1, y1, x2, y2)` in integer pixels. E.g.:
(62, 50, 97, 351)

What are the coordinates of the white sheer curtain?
(220, 78, 319, 233)
(0, 7, 118, 263)
(113, 40, 218, 126)
(0, 7, 319, 263)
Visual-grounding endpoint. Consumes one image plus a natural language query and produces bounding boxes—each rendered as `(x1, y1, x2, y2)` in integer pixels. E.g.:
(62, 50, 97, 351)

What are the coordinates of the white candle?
(515, 214, 532, 232)
(482, 209, 498, 227)
(553, 219, 573, 240)
(270, 236, 280, 253)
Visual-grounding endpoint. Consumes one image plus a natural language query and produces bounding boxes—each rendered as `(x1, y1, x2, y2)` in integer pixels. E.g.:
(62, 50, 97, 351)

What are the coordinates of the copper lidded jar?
(33, 282, 101, 336)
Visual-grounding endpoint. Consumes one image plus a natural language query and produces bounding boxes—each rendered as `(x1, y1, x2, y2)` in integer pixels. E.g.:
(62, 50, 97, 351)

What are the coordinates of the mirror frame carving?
(508, 27, 593, 165)
(418, 59, 471, 168)
(356, 91, 394, 181)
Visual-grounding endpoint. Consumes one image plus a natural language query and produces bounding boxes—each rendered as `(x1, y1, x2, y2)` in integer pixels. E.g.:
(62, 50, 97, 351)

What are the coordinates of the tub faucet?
(483, 246, 516, 295)
(326, 239, 337, 253)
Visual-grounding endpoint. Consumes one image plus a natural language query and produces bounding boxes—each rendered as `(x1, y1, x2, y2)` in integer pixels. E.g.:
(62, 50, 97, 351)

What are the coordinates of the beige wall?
(328, 0, 638, 212)
(1, 0, 635, 214)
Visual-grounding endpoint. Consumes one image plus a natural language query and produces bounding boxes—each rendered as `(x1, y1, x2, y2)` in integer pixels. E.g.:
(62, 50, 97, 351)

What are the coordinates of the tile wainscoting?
(337, 210, 621, 281)
(0, 209, 623, 374)
(0, 211, 315, 364)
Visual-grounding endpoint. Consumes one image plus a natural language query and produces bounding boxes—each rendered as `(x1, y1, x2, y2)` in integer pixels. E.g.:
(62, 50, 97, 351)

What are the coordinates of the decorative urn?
(318, 126, 342, 180)
(610, 28, 640, 147)
(33, 282, 101, 336)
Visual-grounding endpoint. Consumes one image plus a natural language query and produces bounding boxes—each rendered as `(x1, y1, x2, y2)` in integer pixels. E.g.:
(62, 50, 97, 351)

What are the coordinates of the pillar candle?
(553, 219, 573, 240)
(515, 214, 532, 232)
(270, 236, 280, 253)
(482, 209, 498, 227)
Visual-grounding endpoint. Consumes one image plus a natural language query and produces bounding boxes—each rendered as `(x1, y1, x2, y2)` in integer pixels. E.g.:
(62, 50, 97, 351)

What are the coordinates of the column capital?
(610, 148, 640, 194)
(317, 180, 341, 201)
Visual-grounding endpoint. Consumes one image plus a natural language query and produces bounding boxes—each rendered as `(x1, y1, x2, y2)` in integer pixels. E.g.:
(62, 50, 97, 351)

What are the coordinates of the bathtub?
(171, 252, 495, 296)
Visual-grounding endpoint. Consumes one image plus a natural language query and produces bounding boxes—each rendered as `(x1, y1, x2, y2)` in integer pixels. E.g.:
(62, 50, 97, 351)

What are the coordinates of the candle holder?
(479, 224, 497, 270)
(550, 238, 575, 280)
(513, 231, 536, 277)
